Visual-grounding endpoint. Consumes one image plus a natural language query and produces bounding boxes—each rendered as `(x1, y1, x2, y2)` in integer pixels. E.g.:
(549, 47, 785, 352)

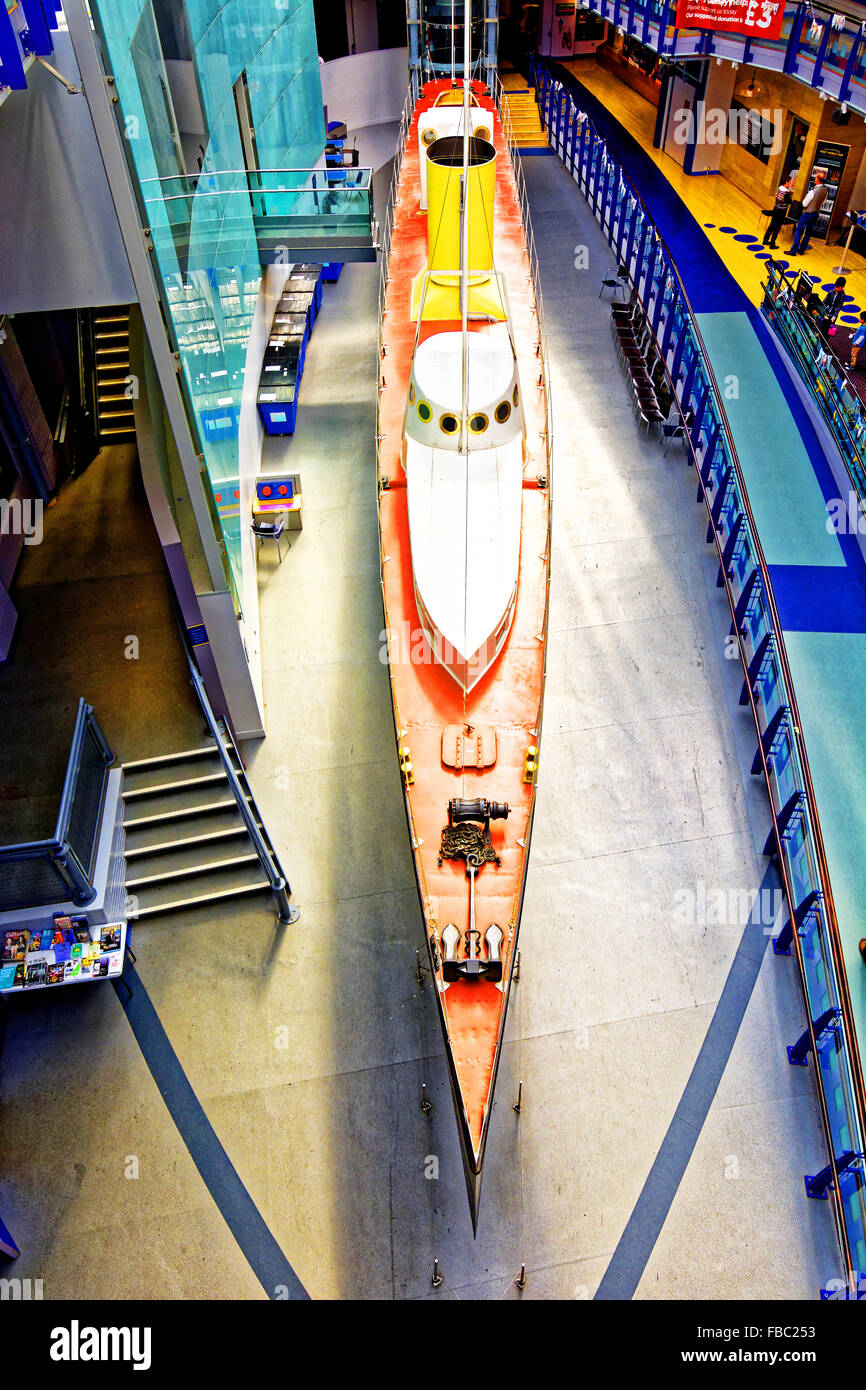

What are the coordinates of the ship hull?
(377, 77, 551, 1226)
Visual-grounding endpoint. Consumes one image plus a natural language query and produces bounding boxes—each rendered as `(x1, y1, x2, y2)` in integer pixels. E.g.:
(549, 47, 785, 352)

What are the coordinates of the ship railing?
(376, 77, 418, 479)
(533, 57, 866, 1293)
(491, 66, 554, 469)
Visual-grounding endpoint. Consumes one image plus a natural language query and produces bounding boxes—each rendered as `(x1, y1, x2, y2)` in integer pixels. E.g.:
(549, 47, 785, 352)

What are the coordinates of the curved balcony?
(570, 1, 866, 115)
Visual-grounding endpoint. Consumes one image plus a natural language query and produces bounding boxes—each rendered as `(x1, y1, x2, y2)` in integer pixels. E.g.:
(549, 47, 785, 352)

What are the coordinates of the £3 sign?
(675, 0, 785, 41)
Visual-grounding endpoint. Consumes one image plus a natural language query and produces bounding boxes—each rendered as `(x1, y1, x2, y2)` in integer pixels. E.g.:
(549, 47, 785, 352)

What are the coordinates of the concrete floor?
(0, 138, 841, 1300)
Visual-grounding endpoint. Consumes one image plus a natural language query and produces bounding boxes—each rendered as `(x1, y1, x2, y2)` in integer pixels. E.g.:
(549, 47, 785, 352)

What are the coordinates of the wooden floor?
(566, 59, 866, 312)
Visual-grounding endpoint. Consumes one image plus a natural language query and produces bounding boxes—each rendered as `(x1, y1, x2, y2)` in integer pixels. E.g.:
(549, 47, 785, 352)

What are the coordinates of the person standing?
(790, 171, 827, 255)
(763, 172, 794, 249)
(849, 313, 866, 369)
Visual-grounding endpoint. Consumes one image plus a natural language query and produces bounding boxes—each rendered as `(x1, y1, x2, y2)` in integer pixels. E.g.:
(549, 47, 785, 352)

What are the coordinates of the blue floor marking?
(595, 862, 781, 1301)
(769, 563, 866, 633)
(114, 962, 309, 1301)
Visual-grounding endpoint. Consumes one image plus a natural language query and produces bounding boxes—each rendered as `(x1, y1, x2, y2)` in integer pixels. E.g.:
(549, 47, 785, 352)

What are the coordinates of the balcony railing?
(535, 57, 866, 1294)
(140, 167, 376, 267)
(544, 2, 866, 115)
(0, 700, 114, 912)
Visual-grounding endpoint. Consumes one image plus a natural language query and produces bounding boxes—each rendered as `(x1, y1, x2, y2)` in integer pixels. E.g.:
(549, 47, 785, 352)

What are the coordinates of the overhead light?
(734, 67, 765, 101)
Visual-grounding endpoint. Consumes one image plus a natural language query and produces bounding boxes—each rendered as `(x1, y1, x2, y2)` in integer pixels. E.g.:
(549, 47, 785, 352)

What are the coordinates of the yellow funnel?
(413, 134, 506, 321)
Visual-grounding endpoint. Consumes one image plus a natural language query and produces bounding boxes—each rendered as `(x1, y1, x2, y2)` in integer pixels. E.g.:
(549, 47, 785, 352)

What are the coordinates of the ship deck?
(378, 78, 550, 1174)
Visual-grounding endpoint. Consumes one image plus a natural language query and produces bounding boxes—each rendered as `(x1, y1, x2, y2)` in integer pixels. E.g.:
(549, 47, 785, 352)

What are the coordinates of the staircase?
(122, 730, 277, 920)
(92, 306, 136, 442)
(501, 76, 546, 150)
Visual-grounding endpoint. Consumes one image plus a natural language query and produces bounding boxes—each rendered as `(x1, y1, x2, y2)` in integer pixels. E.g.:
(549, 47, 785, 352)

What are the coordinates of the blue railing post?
(811, 14, 833, 89)
(839, 31, 863, 107)
(784, 2, 807, 75)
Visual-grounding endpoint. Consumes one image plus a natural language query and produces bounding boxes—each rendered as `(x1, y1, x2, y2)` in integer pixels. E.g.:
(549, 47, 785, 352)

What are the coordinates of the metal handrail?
(140, 167, 374, 183)
(148, 180, 373, 207)
(490, 70, 554, 458)
(539, 58, 866, 1282)
(187, 659, 298, 926)
(762, 260, 866, 485)
(0, 699, 113, 908)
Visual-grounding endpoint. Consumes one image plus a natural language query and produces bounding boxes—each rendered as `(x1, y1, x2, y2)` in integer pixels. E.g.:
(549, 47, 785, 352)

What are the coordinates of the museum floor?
(0, 129, 838, 1300)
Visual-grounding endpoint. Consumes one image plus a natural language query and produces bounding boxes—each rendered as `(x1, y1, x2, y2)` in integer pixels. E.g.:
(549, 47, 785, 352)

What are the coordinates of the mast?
(451, 0, 456, 87)
(459, 0, 470, 454)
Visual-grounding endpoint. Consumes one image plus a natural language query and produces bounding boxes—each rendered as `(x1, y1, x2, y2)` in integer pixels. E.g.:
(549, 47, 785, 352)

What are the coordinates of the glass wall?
(90, 0, 325, 603)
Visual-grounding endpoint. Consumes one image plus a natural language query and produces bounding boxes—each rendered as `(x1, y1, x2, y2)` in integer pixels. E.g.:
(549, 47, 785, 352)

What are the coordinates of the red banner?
(675, 0, 785, 41)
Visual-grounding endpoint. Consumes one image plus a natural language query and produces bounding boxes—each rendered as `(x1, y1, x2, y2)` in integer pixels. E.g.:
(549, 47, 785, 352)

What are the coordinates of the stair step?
(98, 409, 136, 421)
(95, 315, 128, 325)
(99, 426, 136, 437)
(124, 824, 253, 859)
(122, 771, 232, 801)
(95, 330, 129, 341)
(124, 796, 253, 829)
(123, 806, 254, 851)
(122, 750, 241, 796)
(126, 852, 259, 889)
(129, 878, 271, 920)
(122, 745, 223, 772)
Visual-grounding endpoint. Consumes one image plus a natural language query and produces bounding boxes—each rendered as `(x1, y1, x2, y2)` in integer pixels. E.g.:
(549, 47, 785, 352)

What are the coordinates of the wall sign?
(674, 0, 785, 41)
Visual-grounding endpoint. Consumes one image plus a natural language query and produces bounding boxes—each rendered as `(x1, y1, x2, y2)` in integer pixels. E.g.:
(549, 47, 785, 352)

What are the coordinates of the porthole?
(473, 124, 491, 141)
(469, 412, 489, 434)
(409, 383, 415, 405)
(495, 401, 511, 424)
(512, 384, 520, 407)
(440, 412, 459, 435)
(422, 128, 437, 146)
(417, 400, 432, 422)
